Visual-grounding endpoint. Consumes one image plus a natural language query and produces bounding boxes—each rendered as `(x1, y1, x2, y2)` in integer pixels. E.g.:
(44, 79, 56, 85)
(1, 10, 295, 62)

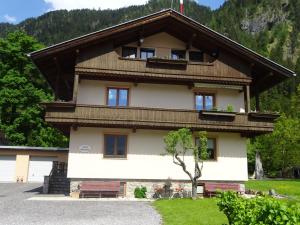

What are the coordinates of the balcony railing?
(44, 103, 278, 135)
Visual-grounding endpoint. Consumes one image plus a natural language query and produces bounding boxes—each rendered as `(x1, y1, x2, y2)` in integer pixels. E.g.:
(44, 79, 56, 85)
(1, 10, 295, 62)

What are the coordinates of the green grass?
(153, 180, 300, 225)
(246, 179, 300, 202)
(153, 198, 227, 225)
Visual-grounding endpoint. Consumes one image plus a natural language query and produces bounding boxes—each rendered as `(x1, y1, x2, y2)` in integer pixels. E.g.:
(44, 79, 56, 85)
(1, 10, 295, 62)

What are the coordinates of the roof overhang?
(28, 9, 296, 99)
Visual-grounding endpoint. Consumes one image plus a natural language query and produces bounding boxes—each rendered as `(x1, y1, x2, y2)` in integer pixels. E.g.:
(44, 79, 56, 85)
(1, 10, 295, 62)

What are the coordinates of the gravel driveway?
(0, 183, 161, 225)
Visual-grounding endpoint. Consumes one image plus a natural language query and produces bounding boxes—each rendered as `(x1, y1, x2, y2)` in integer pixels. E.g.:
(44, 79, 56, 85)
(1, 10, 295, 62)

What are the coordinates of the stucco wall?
(67, 127, 248, 182)
(77, 80, 245, 112)
(15, 154, 29, 182)
(124, 32, 199, 58)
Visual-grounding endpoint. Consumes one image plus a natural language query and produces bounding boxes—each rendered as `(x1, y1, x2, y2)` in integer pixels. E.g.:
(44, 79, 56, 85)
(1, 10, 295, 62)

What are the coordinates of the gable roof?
(29, 9, 296, 99)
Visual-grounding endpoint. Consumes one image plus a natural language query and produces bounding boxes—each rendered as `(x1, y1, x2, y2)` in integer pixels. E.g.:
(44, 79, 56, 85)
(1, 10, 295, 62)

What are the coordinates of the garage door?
(0, 156, 16, 182)
(28, 157, 57, 182)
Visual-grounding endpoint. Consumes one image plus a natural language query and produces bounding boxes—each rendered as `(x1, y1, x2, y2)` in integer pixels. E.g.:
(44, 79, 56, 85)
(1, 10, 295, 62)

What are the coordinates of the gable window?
(171, 50, 186, 60)
(104, 134, 127, 158)
(196, 138, 217, 160)
(189, 51, 204, 62)
(107, 87, 129, 106)
(122, 47, 137, 58)
(140, 48, 155, 59)
(195, 93, 215, 111)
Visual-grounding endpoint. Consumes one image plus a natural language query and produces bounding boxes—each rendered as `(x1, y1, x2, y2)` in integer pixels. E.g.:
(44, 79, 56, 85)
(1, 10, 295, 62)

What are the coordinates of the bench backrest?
(80, 181, 120, 192)
(204, 182, 240, 192)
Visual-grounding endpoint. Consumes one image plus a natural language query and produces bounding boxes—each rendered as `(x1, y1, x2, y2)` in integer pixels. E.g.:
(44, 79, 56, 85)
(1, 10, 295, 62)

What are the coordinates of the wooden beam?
(73, 74, 79, 104)
(255, 90, 260, 112)
(244, 85, 251, 113)
(53, 57, 60, 100)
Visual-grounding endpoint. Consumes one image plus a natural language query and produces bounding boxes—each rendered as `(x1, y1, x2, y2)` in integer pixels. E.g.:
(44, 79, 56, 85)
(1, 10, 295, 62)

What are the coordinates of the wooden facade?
(30, 9, 295, 136)
(43, 103, 277, 136)
(76, 45, 251, 86)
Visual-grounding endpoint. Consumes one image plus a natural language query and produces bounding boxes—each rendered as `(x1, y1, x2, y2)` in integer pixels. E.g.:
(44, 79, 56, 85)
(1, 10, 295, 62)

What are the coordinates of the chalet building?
(29, 9, 295, 197)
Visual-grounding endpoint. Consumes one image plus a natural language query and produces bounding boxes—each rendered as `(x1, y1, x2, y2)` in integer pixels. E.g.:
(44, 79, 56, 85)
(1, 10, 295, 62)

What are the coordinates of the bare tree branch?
(174, 153, 193, 181)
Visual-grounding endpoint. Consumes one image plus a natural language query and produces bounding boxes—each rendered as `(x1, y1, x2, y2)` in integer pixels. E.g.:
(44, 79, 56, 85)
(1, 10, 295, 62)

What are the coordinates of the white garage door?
(28, 157, 57, 182)
(0, 156, 16, 182)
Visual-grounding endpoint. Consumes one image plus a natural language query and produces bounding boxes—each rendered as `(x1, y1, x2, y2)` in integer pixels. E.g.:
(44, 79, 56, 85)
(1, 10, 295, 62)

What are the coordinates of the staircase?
(48, 162, 70, 194)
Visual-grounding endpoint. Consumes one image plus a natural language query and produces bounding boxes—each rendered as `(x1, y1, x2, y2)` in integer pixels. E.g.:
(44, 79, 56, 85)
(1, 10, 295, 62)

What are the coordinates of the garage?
(28, 157, 57, 182)
(0, 156, 16, 182)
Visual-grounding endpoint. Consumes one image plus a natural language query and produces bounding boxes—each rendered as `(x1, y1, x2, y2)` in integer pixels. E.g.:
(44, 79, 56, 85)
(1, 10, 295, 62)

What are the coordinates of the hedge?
(217, 191, 300, 225)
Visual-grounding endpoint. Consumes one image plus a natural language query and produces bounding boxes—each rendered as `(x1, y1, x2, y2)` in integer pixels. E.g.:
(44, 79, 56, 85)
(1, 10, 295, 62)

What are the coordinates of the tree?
(249, 115, 300, 177)
(164, 128, 208, 199)
(0, 31, 67, 147)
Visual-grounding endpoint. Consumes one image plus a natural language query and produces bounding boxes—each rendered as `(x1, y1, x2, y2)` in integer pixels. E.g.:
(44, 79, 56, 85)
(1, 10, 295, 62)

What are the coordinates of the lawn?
(154, 180, 300, 225)
(153, 198, 227, 225)
(245, 179, 300, 201)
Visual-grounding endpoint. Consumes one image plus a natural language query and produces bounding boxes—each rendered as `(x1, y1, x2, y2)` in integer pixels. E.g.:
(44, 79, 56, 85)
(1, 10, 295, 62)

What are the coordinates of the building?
(0, 146, 68, 182)
(29, 9, 295, 197)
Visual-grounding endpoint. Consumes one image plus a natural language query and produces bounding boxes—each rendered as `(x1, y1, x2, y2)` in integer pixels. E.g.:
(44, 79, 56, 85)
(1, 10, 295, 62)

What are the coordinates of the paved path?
(0, 183, 161, 225)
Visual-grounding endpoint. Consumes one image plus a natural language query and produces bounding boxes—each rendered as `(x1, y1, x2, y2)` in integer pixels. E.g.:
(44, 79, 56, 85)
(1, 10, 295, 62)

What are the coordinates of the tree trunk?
(255, 151, 264, 179)
(191, 181, 198, 199)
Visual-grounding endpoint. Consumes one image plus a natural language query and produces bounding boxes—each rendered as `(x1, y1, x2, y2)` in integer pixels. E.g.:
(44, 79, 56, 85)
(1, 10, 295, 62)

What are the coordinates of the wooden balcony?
(44, 103, 278, 136)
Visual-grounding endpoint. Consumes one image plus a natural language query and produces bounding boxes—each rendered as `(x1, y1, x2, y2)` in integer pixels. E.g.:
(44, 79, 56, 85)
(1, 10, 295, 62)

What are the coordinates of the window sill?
(103, 155, 127, 160)
(202, 159, 218, 162)
(119, 57, 146, 62)
(119, 56, 214, 66)
(188, 62, 214, 66)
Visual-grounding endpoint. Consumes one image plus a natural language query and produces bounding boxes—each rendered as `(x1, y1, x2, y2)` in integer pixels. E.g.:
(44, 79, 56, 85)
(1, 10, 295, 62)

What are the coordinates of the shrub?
(217, 191, 300, 225)
(134, 186, 147, 198)
(226, 104, 234, 112)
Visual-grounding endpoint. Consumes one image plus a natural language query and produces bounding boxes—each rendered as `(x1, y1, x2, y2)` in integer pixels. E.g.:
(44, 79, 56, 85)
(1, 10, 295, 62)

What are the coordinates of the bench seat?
(79, 181, 120, 198)
(203, 182, 241, 197)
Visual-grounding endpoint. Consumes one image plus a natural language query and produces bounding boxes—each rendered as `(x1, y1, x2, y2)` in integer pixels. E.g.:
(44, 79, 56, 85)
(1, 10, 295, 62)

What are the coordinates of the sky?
(0, 0, 225, 24)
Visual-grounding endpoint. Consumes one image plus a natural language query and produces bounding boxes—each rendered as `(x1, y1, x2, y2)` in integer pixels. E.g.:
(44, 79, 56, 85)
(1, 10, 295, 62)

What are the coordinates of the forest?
(0, 0, 299, 177)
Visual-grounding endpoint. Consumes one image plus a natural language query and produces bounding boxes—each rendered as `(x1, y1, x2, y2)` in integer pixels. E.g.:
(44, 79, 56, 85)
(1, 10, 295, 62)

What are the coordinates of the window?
(107, 87, 129, 106)
(171, 50, 186, 60)
(122, 47, 137, 58)
(104, 134, 127, 158)
(195, 93, 215, 111)
(189, 51, 204, 62)
(196, 138, 216, 160)
(140, 48, 155, 59)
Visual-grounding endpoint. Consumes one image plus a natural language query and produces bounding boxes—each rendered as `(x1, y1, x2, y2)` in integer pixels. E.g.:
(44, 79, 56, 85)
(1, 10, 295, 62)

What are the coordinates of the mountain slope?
(0, 0, 212, 46)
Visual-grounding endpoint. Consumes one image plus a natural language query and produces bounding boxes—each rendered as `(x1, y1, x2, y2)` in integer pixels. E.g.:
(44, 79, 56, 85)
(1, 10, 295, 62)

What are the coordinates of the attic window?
(189, 51, 204, 62)
(140, 48, 155, 59)
(122, 47, 137, 58)
(171, 50, 186, 60)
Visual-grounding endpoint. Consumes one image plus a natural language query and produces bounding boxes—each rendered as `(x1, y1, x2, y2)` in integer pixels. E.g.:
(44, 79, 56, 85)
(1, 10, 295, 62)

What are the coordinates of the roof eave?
(28, 8, 296, 79)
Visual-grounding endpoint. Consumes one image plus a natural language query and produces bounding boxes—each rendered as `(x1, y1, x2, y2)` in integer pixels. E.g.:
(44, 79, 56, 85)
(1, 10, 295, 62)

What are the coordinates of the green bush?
(134, 186, 147, 198)
(217, 191, 300, 225)
(226, 104, 234, 112)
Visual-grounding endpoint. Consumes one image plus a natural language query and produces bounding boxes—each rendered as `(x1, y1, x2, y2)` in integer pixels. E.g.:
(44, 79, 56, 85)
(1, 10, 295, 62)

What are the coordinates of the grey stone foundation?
(126, 181, 192, 198)
(69, 179, 192, 198)
(69, 179, 245, 198)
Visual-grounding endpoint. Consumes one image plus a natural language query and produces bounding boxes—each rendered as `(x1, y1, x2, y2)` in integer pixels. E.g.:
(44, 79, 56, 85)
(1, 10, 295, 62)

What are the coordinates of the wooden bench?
(79, 181, 120, 198)
(204, 182, 241, 197)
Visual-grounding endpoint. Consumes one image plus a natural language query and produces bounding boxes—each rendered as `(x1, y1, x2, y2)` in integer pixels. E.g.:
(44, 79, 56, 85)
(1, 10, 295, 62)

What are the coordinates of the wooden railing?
(44, 104, 277, 135)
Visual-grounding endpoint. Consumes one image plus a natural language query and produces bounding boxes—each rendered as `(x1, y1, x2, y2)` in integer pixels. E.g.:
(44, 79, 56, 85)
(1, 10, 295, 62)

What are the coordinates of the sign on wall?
(79, 145, 91, 153)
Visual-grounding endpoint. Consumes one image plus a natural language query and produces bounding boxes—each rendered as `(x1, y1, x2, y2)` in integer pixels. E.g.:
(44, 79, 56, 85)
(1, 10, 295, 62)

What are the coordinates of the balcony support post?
(255, 91, 260, 112)
(53, 57, 60, 101)
(244, 85, 251, 113)
(72, 74, 79, 104)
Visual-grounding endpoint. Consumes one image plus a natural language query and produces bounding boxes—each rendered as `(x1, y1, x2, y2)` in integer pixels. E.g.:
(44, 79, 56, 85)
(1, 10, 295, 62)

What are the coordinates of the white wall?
(68, 127, 248, 181)
(77, 80, 245, 112)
